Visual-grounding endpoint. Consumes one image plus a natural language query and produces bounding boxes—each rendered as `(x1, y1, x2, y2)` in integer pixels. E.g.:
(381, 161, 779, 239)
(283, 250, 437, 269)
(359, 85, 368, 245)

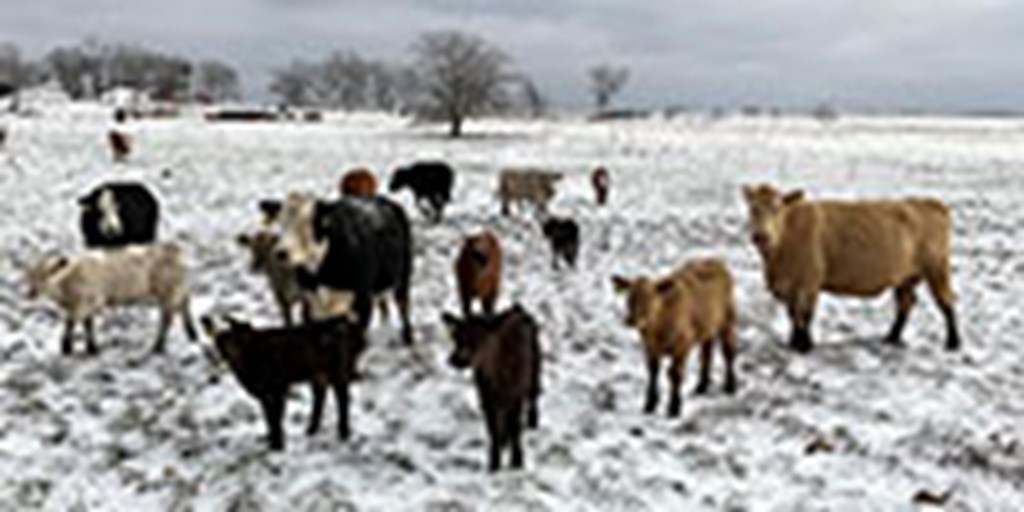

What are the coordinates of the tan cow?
(498, 168, 562, 216)
(741, 184, 960, 353)
(612, 259, 737, 418)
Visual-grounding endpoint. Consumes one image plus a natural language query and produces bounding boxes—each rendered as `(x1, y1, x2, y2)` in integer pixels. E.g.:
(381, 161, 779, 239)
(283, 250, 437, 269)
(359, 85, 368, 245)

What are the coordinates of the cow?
(108, 129, 131, 162)
(389, 161, 455, 222)
(454, 231, 502, 316)
(79, 182, 159, 249)
(592, 166, 610, 206)
(498, 169, 562, 216)
(540, 216, 579, 270)
(25, 244, 197, 355)
(442, 304, 542, 471)
(263, 192, 414, 347)
(612, 259, 737, 418)
(236, 228, 305, 326)
(339, 167, 378, 198)
(741, 184, 960, 353)
(202, 315, 361, 451)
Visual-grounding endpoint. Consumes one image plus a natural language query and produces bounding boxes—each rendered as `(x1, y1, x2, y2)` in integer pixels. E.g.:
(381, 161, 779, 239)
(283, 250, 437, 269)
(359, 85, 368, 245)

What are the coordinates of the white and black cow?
(388, 161, 455, 222)
(79, 182, 160, 248)
(262, 192, 414, 345)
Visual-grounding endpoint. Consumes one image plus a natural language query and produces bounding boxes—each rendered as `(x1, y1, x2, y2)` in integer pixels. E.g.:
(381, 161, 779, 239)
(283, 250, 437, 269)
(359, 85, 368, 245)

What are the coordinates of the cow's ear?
(655, 279, 676, 295)
(235, 233, 251, 247)
(441, 312, 460, 335)
(200, 316, 220, 338)
(48, 256, 70, 275)
(611, 275, 632, 294)
(783, 189, 805, 205)
(258, 200, 282, 222)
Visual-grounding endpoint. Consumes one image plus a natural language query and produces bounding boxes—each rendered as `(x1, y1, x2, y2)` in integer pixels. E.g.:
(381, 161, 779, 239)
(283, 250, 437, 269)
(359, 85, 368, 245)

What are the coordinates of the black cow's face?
(388, 169, 407, 192)
(442, 312, 490, 369)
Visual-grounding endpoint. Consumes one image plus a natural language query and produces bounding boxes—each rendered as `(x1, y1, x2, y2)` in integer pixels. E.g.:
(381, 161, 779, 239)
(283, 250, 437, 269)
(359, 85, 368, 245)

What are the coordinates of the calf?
(498, 168, 562, 216)
(540, 216, 579, 270)
(612, 259, 737, 418)
(108, 129, 131, 162)
(339, 167, 378, 198)
(236, 229, 304, 326)
(79, 182, 159, 248)
(389, 161, 455, 222)
(442, 304, 542, 471)
(26, 244, 197, 355)
(591, 166, 610, 206)
(454, 231, 502, 316)
(202, 315, 361, 451)
(742, 184, 960, 353)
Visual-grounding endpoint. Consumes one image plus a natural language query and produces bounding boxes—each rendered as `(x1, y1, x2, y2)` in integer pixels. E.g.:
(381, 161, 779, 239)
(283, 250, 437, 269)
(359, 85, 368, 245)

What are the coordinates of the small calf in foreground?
(26, 244, 197, 355)
(442, 304, 542, 472)
(613, 259, 737, 418)
(454, 231, 502, 316)
(202, 315, 362, 451)
(541, 216, 579, 270)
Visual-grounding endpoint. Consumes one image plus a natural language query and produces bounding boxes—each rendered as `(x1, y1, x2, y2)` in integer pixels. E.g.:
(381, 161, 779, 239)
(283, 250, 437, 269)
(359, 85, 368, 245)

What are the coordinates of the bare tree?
(588, 63, 630, 111)
(269, 60, 317, 107)
(195, 59, 240, 102)
(410, 30, 514, 137)
(0, 43, 44, 91)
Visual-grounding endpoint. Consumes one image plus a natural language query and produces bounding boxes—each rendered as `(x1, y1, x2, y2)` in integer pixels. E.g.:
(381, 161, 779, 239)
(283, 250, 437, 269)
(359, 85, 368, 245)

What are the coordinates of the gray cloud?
(3, 0, 1023, 111)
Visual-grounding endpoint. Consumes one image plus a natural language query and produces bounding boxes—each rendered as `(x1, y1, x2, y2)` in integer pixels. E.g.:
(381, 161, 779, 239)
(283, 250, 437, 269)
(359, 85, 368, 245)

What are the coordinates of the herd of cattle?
(20, 136, 962, 472)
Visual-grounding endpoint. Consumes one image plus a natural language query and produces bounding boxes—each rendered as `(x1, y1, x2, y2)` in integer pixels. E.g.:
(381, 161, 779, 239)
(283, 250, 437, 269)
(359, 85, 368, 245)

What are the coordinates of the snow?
(1, 108, 1023, 510)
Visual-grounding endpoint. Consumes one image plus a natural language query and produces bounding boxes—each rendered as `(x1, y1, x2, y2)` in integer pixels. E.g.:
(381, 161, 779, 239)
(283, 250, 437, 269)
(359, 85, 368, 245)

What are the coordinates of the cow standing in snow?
(498, 168, 562, 216)
(79, 182, 159, 248)
(389, 161, 455, 222)
(25, 243, 197, 355)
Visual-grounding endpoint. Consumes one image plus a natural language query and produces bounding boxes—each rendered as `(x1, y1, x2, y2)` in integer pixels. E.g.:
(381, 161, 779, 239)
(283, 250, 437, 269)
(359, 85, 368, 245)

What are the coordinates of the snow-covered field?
(0, 107, 1022, 511)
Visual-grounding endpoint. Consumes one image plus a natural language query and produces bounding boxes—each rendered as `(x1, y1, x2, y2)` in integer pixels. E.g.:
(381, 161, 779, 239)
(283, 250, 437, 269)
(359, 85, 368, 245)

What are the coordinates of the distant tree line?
(0, 39, 239, 103)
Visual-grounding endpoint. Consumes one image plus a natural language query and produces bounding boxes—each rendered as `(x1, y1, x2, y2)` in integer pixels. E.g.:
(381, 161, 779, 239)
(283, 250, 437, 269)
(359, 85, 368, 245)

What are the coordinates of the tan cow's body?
(743, 184, 959, 352)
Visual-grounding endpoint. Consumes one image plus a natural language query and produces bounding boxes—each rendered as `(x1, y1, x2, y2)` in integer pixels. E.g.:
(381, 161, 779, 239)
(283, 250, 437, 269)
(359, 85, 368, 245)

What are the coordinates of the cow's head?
(742, 183, 804, 254)
(388, 167, 409, 192)
(441, 312, 498, 369)
(261, 192, 326, 271)
(612, 275, 675, 329)
(236, 229, 280, 273)
(25, 255, 71, 300)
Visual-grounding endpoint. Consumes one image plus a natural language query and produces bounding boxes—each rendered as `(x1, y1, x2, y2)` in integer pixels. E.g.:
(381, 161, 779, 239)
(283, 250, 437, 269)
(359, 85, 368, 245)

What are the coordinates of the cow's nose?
(751, 232, 769, 248)
(274, 249, 288, 262)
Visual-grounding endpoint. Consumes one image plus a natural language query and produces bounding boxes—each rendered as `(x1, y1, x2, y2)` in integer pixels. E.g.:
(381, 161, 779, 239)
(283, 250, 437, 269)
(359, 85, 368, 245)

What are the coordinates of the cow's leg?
(460, 290, 473, 317)
(483, 400, 503, 472)
(180, 297, 198, 342)
(395, 285, 413, 346)
(644, 353, 660, 414)
(261, 394, 286, 451)
(720, 323, 738, 394)
(695, 341, 713, 395)
(924, 264, 960, 351)
(886, 278, 919, 345)
(83, 317, 98, 355)
(61, 318, 75, 355)
(667, 350, 688, 418)
(332, 375, 351, 441)
(787, 293, 817, 353)
(501, 198, 510, 216)
(276, 294, 294, 327)
(307, 380, 326, 436)
(152, 307, 172, 353)
(508, 403, 525, 469)
(482, 294, 496, 317)
(527, 345, 541, 428)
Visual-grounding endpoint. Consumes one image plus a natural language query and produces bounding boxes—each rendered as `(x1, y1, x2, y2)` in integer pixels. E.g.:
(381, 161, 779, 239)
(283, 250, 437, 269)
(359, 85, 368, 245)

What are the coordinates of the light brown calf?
(742, 184, 959, 353)
(612, 259, 737, 418)
(454, 231, 502, 316)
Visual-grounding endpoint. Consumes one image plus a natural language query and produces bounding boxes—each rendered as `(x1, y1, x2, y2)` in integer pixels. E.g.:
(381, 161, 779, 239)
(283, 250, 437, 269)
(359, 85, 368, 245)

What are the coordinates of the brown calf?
(202, 315, 362, 451)
(454, 231, 502, 316)
(613, 259, 737, 418)
(442, 304, 542, 472)
(592, 166, 610, 206)
(339, 167, 378, 198)
(108, 130, 131, 162)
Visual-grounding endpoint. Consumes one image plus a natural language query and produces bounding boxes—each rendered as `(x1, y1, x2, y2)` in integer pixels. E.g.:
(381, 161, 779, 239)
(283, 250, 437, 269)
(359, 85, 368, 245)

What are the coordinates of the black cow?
(292, 195, 415, 345)
(541, 216, 580, 270)
(389, 161, 455, 222)
(79, 182, 159, 248)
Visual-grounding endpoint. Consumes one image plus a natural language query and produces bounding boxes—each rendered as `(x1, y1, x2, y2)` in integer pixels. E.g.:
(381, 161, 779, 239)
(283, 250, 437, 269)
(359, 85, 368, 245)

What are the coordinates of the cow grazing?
(612, 259, 737, 418)
(442, 304, 542, 471)
(742, 184, 960, 353)
(498, 169, 562, 216)
(108, 129, 131, 162)
(26, 244, 197, 355)
(339, 167, 378, 198)
(592, 166, 610, 206)
(540, 216, 580, 270)
(455, 231, 502, 316)
(389, 161, 455, 222)
(202, 315, 361, 451)
(79, 182, 159, 249)
(236, 229, 305, 326)
(265, 192, 414, 345)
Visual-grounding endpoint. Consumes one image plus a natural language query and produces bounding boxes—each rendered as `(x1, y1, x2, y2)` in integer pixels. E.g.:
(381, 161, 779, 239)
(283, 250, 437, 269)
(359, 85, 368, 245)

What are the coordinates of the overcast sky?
(3, 0, 1023, 112)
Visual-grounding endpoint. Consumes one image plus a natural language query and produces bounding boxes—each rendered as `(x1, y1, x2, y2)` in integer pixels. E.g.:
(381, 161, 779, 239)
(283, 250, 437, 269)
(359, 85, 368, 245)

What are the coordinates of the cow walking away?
(498, 169, 562, 216)
(592, 166, 610, 206)
(79, 182, 159, 248)
(202, 315, 361, 451)
(389, 161, 454, 222)
(442, 304, 542, 471)
(540, 216, 579, 270)
(741, 184, 960, 353)
(454, 231, 502, 316)
(339, 167, 378, 198)
(613, 259, 737, 418)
